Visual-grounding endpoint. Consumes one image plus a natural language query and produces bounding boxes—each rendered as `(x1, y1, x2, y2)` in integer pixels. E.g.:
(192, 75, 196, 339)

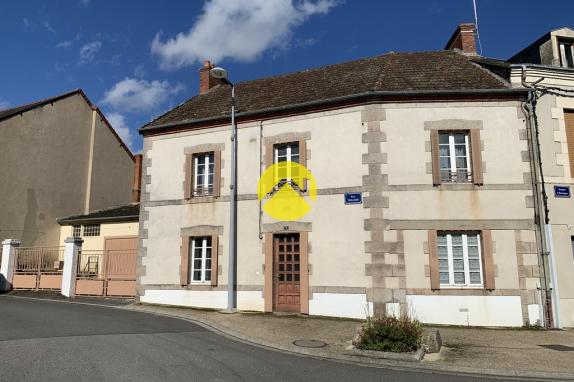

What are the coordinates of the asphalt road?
(0, 297, 531, 382)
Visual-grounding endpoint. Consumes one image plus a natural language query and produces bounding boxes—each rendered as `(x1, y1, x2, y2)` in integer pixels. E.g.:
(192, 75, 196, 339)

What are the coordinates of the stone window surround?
(180, 225, 223, 288)
(183, 143, 225, 201)
(425, 119, 484, 187)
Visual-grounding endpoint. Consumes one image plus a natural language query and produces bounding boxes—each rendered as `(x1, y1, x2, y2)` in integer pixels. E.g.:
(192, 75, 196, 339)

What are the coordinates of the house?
(137, 24, 540, 327)
(0, 89, 135, 247)
(503, 27, 574, 328)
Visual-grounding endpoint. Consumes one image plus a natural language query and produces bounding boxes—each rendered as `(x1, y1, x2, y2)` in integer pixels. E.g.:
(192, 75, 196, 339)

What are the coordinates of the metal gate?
(13, 247, 64, 290)
(75, 237, 137, 297)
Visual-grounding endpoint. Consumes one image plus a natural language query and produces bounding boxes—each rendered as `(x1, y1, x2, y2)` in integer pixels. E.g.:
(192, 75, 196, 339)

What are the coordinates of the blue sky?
(1, 0, 573, 153)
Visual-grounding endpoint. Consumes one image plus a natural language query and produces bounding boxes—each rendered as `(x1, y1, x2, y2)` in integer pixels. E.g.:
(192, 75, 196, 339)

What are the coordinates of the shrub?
(355, 315, 423, 353)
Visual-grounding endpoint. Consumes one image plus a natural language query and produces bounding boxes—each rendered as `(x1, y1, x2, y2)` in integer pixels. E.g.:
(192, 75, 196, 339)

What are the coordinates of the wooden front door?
(273, 233, 301, 312)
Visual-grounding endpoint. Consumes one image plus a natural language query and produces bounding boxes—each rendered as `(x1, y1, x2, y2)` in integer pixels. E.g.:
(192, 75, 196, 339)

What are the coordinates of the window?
(437, 232, 483, 287)
(193, 152, 215, 197)
(190, 236, 212, 283)
(73, 225, 81, 238)
(82, 224, 100, 237)
(274, 142, 301, 188)
(559, 40, 574, 68)
(439, 131, 471, 183)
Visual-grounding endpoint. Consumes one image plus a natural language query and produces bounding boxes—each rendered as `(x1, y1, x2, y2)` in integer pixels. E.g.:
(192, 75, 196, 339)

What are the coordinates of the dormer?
(509, 27, 574, 68)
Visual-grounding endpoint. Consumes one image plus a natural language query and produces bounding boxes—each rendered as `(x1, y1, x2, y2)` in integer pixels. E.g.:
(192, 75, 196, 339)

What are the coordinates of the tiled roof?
(142, 51, 514, 132)
(58, 204, 140, 225)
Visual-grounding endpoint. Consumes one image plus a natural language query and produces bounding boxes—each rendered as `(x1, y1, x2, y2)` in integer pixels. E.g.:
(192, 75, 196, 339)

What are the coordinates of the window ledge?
(435, 183, 481, 191)
(439, 285, 484, 289)
(186, 196, 218, 204)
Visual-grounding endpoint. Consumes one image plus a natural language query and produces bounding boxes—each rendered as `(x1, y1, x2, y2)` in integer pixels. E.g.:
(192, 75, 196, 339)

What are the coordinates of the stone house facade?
(137, 46, 542, 326)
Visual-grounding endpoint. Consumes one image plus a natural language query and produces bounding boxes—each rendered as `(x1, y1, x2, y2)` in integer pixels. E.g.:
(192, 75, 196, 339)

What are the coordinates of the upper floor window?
(190, 236, 212, 283)
(439, 131, 471, 183)
(437, 232, 483, 287)
(559, 40, 574, 68)
(194, 152, 214, 197)
(274, 142, 301, 188)
(73, 225, 81, 238)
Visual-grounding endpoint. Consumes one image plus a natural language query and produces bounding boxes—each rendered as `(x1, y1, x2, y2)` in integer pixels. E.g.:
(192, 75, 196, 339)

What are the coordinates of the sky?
(1, 0, 573, 153)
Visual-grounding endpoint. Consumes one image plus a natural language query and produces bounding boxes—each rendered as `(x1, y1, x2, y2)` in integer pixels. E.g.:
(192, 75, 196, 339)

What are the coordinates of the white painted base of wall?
(237, 291, 265, 312)
(528, 304, 543, 326)
(309, 293, 372, 319)
(386, 302, 400, 318)
(406, 295, 523, 327)
(141, 290, 228, 310)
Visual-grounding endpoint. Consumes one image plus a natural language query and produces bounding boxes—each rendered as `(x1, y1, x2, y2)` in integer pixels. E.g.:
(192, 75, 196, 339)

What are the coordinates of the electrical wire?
(473, 0, 483, 55)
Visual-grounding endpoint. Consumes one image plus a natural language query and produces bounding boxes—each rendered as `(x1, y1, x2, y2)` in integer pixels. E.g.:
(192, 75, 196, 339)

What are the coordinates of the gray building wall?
(0, 93, 133, 246)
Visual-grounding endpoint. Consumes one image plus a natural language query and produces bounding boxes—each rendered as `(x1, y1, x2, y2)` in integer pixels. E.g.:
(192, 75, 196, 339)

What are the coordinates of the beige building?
(0, 90, 135, 247)
(506, 27, 574, 327)
(137, 24, 544, 327)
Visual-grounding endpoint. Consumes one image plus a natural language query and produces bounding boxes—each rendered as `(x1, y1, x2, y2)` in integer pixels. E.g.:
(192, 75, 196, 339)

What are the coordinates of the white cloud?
(133, 63, 145, 78)
(101, 77, 185, 112)
(56, 41, 72, 49)
(22, 18, 31, 28)
(79, 41, 102, 64)
(106, 112, 134, 148)
(151, 0, 339, 70)
(80, 0, 91, 6)
(44, 21, 56, 34)
(0, 98, 10, 111)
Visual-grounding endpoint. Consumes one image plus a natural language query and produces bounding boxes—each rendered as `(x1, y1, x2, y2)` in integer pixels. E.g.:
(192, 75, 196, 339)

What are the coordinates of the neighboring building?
(57, 204, 140, 252)
(137, 22, 543, 327)
(505, 27, 574, 328)
(0, 90, 135, 247)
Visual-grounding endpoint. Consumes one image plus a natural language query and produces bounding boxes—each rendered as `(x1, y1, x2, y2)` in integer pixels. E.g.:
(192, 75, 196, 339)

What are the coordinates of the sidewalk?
(125, 303, 574, 380)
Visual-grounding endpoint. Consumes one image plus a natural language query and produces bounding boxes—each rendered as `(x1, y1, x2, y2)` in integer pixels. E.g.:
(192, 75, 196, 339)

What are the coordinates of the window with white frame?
(82, 224, 100, 237)
(437, 232, 483, 287)
(193, 153, 215, 197)
(190, 236, 212, 283)
(439, 131, 471, 183)
(73, 225, 81, 238)
(559, 40, 574, 69)
(274, 142, 300, 187)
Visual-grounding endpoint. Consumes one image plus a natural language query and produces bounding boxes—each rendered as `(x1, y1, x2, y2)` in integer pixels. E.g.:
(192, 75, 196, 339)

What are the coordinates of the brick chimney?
(445, 23, 477, 55)
(199, 60, 224, 94)
(132, 154, 142, 203)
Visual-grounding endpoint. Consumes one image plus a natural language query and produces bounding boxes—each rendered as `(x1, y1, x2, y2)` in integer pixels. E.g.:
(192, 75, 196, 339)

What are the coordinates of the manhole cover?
(293, 339, 327, 348)
(539, 344, 574, 351)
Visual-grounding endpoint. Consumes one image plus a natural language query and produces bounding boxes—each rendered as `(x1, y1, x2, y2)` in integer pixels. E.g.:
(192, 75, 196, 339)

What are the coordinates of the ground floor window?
(190, 236, 212, 283)
(437, 232, 483, 287)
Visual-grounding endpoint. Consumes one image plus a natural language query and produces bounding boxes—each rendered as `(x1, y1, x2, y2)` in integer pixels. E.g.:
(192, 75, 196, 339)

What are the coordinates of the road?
(0, 297, 531, 381)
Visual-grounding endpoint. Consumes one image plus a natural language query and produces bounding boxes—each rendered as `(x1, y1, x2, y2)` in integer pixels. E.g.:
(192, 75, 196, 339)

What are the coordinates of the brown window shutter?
(428, 230, 440, 290)
(430, 130, 441, 186)
(470, 129, 484, 185)
(213, 151, 222, 197)
(184, 154, 193, 200)
(180, 236, 190, 286)
(211, 235, 219, 286)
(565, 111, 574, 177)
(481, 230, 495, 290)
(298, 139, 307, 190)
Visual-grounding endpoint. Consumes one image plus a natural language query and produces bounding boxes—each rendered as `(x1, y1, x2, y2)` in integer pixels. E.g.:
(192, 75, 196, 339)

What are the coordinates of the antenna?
(473, 0, 484, 55)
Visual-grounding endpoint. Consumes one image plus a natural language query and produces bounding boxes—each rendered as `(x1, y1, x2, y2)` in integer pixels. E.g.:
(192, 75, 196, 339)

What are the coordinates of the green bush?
(355, 315, 423, 353)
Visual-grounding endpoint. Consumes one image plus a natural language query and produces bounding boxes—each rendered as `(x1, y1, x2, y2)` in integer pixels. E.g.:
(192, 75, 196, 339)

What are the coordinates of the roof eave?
(140, 88, 528, 134)
(57, 214, 140, 226)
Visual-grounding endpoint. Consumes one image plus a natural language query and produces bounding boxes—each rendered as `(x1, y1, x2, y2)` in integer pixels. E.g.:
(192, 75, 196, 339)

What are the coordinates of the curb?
(3, 295, 572, 381)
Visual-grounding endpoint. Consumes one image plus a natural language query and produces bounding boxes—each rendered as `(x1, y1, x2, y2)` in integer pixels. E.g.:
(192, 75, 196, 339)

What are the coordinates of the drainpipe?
(521, 66, 561, 328)
(84, 108, 97, 214)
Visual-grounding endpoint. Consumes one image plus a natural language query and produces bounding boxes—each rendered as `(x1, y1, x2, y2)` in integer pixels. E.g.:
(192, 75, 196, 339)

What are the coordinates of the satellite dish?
(209, 67, 228, 80)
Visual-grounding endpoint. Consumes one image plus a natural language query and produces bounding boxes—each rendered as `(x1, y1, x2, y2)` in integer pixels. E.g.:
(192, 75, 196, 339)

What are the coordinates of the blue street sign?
(344, 192, 362, 205)
(554, 185, 571, 198)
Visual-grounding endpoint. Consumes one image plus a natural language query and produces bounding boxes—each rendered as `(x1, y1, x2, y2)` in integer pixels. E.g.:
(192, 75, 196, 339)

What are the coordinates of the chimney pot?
(445, 23, 477, 55)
